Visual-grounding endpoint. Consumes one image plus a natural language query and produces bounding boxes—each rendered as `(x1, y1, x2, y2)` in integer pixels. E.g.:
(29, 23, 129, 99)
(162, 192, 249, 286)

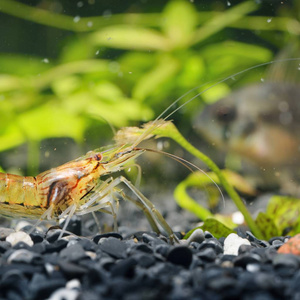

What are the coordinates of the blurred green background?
(0, 0, 299, 176)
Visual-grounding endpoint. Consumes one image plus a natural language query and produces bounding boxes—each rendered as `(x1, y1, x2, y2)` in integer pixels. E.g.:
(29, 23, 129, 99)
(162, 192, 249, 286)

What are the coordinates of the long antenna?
(131, 58, 300, 148)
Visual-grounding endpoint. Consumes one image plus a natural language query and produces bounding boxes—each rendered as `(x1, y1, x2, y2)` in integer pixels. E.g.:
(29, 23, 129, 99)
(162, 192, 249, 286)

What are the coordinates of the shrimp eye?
(94, 154, 102, 161)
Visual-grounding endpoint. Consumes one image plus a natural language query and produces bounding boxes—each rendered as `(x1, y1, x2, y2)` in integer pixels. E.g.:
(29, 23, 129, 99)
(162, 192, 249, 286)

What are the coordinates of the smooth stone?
(0, 227, 15, 240)
(31, 242, 47, 254)
(58, 260, 89, 278)
(6, 231, 33, 247)
(234, 253, 262, 268)
(272, 253, 300, 269)
(246, 231, 269, 247)
(204, 231, 214, 239)
(98, 237, 128, 259)
(133, 243, 153, 254)
(166, 246, 193, 268)
(110, 257, 137, 278)
(45, 239, 68, 254)
(60, 215, 81, 236)
(142, 233, 166, 246)
(207, 276, 237, 292)
(29, 232, 44, 244)
(46, 229, 72, 243)
(7, 249, 43, 264)
(197, 248, 217, 262)
(0, 241, 11, 253)
(48, 288, 79, 300)
(224, 233, 251, 256)
(12, 241, 32, 250)
(238, 244, 253, 255)
(155, 244, 170, 258)
(197, 239, 223, 255)
(127, 231, 158, 242)
(29, 273, 66, 300)
(59, 244, 89, 262)
(93, 232, 123, 244)
(186, 229, 205, 245)
(136, 253, 156, 268)
(77, 238, 97, 252)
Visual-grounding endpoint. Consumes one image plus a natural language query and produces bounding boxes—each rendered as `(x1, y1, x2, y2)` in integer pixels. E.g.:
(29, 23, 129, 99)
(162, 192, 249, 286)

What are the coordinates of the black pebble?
(166, 246, 193, 268)
(93, 232, 123, 244)
(110, 257, 137, 278)
(59, 243, 89, 262)
(98, 237, 128, 259)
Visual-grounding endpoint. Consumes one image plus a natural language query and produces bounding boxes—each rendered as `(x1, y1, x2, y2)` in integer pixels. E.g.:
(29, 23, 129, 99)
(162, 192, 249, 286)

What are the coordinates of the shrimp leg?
(117, 176, 179, 244)
(78, 179, 161, 235)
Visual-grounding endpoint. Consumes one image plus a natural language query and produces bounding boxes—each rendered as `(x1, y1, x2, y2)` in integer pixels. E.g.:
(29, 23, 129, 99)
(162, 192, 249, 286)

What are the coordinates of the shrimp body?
(0, 146, 144, 220)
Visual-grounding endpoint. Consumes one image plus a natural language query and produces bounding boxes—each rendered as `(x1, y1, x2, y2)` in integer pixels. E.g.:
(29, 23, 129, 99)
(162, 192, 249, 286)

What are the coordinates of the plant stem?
(152, 122, 264, 240)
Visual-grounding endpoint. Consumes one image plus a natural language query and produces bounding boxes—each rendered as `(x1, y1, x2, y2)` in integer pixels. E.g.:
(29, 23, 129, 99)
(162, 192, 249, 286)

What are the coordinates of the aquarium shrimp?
(0, 58, 299, 243)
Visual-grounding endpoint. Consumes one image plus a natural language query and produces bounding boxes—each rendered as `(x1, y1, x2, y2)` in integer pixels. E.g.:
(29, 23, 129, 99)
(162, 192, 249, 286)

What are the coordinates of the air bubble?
(73, 16, 80, 23)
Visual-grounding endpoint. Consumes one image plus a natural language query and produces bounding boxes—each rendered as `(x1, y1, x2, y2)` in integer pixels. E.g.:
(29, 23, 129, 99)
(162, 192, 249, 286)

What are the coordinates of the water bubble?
(267, 18, 272, 23)
(232, 211, 244, 225)
(108, 61, 120, 73)
(103, 10, 112, 18)
(73, 16, 80, 23)
(157, 141, 164, 151)
(42, 58, 49, 63)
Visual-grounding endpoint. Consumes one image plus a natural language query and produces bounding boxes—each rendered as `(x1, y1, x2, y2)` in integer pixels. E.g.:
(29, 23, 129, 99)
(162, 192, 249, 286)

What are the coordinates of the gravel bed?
(0, 220, 299, 300)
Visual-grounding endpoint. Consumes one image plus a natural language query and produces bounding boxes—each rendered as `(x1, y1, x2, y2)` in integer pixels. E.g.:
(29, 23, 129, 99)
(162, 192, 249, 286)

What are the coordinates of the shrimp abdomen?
(0, 173, 39, 207)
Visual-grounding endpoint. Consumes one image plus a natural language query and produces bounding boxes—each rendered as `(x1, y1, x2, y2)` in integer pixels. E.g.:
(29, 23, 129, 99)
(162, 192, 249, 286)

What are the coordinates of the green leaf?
(266, 196, 300, 235)
(0, 54, 51, 76)
(162, 0, 197, 48)
(0, 75, 25, 92)
(89, 25, 169, 51)
(0, 123, 26, 151)
(17, 102, 86, 142)
(255, 212, 279, 240)
(132, 54, 180, 101)
(184, 218, 235, 240)
(192, 1, 258, 45)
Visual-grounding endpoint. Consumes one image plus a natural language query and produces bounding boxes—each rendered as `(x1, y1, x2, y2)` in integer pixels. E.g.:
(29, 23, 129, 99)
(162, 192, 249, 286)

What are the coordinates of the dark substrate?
(0, 220, 299, 300)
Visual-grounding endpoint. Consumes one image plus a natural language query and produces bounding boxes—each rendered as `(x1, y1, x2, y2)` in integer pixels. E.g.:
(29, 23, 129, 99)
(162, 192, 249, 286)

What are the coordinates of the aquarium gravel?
(0, 222, 299, 300)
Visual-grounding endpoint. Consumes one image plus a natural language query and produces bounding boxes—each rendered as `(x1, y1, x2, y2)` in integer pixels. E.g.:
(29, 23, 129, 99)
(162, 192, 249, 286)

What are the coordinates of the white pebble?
(223, 233, 250, 256)
(66, 279, 81, 289)
(6, 231, 33, 247)
(47, 288, 79, 300)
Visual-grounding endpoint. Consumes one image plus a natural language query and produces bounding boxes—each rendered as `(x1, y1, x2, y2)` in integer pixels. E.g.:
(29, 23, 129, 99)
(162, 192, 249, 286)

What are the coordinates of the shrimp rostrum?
(0, 135, 179, 243)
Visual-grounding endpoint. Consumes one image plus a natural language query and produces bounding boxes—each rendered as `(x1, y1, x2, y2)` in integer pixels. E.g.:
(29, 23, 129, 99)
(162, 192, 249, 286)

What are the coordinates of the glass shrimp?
(0, 141, 179, 243)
